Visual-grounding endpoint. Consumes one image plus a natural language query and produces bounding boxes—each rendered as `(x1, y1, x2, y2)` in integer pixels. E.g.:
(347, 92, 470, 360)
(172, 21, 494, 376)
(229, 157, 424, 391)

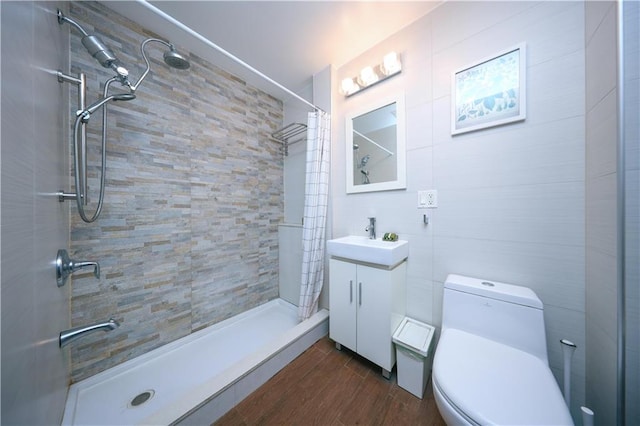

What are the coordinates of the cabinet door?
(356, 265, 393, 370)
(329, 259, 357, 351)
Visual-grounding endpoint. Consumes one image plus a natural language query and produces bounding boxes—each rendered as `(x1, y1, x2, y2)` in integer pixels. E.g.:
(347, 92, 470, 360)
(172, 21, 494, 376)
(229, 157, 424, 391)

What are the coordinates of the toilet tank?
(442, 274, 549, 364)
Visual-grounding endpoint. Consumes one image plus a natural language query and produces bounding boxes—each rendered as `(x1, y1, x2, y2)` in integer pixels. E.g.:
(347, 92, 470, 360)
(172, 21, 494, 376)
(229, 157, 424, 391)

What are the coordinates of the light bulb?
(341, 78, 360, 96)
(381, 52, 401, 76)
(358, 66, 379, 87)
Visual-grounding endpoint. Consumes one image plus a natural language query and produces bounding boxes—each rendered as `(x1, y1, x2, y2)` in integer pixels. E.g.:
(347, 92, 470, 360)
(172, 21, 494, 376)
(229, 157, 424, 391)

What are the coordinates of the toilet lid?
(433, 329, 573, 426)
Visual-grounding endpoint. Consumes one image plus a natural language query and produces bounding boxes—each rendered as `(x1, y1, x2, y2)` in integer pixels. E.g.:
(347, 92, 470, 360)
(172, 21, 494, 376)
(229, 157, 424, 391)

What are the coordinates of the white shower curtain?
(298, 110, 331, 321)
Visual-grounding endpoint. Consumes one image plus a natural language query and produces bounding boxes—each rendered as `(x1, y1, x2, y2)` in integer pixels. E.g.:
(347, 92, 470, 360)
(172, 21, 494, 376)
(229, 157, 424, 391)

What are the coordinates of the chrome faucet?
(59, 318, 119, 348)
(366, 217, 376, 240)
(56, 249, 100, 287)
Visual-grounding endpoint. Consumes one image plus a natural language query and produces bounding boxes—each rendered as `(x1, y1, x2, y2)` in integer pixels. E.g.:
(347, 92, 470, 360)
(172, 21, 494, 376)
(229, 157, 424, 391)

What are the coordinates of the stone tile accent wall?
(68, 2, 283, 382)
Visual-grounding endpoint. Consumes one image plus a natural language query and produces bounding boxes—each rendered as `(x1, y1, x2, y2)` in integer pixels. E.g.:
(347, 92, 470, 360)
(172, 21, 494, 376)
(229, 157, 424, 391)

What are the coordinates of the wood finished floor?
(215, 336, 445, 426)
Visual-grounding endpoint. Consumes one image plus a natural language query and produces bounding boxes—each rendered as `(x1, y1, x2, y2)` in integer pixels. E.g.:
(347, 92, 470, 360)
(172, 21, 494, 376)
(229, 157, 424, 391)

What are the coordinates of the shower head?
(111, 93, 136, 102)
(82, 93, 136, 118)
(163, 48, 191, 70)
(130, 38, 191, 91)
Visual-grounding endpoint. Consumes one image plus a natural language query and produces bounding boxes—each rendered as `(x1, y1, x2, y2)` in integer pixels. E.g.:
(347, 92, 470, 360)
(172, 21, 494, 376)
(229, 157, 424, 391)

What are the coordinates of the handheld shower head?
(81, 93, 136, 119)
(110, 93, 136, 102)
(163, 48, 191, 70)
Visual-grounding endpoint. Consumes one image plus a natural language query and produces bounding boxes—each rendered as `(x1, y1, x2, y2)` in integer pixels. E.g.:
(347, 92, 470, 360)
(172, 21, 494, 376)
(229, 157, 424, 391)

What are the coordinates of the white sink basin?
(326, 235, 408, 267)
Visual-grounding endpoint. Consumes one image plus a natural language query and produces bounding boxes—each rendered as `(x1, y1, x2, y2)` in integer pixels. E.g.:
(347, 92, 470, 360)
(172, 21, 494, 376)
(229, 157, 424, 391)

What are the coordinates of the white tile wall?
(430, 1, 536, 55)
(586, 173, 618, 256)
(623, 2, 640, 423)
(283, 144, 307, 225)
(434, 118, 585, 188)
(1, 1, 70, 423)
(585, 318, 618, 423)
(585, 3, 618, 111)
(278, 224, 303, 305)
(432, 236, 585, 312)
(406, 278, 434, 324)
(587, 90, 619, 179)
(283, 85, 312, 225)
(584, 1, 621, 423)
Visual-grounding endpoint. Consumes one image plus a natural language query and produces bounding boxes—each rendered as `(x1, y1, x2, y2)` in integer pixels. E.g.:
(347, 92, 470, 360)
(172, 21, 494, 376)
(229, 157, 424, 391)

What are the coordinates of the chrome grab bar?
(57, 71, 87, 204)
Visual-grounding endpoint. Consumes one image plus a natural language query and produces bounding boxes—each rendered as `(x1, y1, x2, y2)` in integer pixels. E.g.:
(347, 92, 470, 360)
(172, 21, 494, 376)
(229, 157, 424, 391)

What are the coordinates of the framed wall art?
(451, 43, 526, 135)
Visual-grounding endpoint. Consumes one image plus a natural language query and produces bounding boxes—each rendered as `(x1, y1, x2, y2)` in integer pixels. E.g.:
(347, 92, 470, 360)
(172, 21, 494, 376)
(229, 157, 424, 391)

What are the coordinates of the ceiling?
(103, 1, 442, 104)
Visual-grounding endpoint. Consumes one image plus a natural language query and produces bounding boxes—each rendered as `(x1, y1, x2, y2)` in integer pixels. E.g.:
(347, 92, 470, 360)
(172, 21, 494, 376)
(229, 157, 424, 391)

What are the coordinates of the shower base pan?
(62, 299, 329, 425)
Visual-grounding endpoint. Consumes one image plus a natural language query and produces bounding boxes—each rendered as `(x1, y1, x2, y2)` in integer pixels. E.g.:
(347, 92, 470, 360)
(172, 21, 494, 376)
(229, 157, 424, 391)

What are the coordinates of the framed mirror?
(346, 94, 406, 193)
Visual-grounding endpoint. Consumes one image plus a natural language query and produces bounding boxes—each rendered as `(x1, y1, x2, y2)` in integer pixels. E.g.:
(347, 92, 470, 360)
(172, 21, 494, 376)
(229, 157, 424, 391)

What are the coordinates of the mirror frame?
(345, 93, 406, 194)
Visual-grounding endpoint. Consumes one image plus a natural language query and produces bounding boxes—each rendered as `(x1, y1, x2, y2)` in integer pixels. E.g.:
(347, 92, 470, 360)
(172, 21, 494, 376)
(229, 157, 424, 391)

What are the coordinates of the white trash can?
(392, 317, 435, 399)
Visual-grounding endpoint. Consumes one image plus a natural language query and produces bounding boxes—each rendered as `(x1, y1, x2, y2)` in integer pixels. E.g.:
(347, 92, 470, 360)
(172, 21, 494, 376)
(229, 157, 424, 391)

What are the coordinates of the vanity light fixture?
(341, 51, 402, 97)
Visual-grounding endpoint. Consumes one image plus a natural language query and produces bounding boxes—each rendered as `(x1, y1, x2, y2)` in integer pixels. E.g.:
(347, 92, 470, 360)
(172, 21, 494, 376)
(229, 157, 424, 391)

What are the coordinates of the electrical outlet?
(418, 190, 438, 209)
(425, 190, 438, 208)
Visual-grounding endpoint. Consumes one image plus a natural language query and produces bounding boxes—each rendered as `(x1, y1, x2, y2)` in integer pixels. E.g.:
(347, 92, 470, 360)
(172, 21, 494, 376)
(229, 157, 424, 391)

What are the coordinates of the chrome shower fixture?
(361, 169, 371, 184)
(359, 154, 371, 169)
(57, 10, 191, 223)
(164, 46, 191, 70)
(128, 38, 191, 92)
(59, 318, 119, 348)
(79, 93, 136, 122)
(57, 10, 129, 86)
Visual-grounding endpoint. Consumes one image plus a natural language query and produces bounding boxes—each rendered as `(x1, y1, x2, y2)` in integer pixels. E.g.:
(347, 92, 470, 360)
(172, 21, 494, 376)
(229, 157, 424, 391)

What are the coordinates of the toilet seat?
(433, 328, 573, 426)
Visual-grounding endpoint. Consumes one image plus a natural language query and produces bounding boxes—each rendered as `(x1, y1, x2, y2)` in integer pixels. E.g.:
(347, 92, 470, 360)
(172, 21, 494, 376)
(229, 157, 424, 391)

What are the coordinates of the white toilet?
(432, 274, 573, 425)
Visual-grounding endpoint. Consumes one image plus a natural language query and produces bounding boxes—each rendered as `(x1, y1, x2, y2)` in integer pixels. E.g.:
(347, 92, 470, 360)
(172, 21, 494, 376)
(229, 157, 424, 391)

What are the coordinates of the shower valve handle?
(56, 249, 100, 287)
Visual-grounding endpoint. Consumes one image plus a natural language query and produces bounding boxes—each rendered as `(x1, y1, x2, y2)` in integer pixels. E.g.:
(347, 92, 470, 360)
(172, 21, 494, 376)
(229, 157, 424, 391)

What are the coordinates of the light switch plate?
(418, 191, 428, 208)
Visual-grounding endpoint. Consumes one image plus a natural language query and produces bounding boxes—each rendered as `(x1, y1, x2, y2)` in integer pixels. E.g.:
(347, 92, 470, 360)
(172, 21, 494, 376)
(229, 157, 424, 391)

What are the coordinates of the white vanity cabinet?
(329, 257, 406, 377)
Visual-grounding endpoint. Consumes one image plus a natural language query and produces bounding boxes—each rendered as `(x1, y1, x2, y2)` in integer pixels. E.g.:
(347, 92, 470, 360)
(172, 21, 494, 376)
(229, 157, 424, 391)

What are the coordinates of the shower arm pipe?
(352, 129, 394, 156)
(135, 0, 323, 112)
(128, 38, 172, 92)
(57, 11, 89, 37)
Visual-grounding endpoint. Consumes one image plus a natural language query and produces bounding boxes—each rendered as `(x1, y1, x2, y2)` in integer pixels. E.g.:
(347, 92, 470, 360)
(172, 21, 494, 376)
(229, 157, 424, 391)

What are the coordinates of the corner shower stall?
(58, 2, 329, 424)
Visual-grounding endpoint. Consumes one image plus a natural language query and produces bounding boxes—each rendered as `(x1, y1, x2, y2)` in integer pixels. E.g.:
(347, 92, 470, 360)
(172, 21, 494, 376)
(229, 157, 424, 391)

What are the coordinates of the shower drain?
(129, 390, 155, 408)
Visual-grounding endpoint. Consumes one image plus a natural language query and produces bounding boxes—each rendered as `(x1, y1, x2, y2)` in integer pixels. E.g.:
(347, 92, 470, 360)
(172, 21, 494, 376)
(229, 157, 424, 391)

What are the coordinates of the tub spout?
(59, 318, 119, 348)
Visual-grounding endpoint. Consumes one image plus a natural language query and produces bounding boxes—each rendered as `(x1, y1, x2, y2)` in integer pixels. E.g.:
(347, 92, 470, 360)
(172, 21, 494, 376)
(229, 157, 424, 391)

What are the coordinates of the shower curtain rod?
(135, 0, 322, 112)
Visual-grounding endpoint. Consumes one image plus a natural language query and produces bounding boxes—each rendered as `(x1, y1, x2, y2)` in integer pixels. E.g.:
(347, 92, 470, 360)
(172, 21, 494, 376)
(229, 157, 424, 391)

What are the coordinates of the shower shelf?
(271, 122, 307, 156)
